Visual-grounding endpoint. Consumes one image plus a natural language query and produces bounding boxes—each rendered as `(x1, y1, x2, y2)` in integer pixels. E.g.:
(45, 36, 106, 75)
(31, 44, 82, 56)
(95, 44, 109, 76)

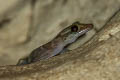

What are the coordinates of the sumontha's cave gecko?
(17, 21, 93, 65)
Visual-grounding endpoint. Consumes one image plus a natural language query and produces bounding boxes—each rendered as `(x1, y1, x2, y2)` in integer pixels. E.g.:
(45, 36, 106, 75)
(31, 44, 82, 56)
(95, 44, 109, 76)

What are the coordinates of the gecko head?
(60, 21, 93, 45)
(71, 21, 93, 32)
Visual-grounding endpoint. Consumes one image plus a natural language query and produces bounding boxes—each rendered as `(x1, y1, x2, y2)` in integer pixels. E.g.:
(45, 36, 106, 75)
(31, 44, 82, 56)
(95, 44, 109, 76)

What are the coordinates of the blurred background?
(0, 0, 120, 66)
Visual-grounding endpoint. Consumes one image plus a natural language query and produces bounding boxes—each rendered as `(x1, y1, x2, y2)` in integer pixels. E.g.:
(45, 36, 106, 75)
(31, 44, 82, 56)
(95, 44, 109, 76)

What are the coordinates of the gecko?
(17, 21, 93, 65)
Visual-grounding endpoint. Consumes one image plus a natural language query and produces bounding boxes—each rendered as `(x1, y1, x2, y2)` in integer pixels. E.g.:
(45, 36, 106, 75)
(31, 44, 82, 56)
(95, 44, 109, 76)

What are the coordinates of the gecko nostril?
(87, 24, 94, 28)
(71, 25, 78, 32)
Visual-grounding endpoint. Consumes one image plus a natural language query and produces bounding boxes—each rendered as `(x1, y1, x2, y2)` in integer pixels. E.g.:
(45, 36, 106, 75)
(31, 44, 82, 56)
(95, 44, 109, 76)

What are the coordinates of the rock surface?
(0, 6, 120, 80)
(0, 0, 120, 65)
(0, 0, 120, 80)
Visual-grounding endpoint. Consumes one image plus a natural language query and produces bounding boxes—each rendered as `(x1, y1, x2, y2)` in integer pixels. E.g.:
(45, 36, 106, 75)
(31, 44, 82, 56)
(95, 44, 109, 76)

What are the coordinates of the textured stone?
(0, 0, 120, 66)
(0, 7, 120, 80)
(0, 0, 120, 80)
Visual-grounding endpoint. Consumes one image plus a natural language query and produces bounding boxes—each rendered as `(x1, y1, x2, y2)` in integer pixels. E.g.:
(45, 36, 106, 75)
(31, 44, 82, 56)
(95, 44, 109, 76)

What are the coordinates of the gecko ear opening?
(71, 25, 78, 32)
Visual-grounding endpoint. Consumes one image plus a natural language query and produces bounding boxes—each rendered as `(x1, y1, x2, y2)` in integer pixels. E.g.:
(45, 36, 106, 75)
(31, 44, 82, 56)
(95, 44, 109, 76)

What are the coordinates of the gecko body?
(17, 22, 93, 65)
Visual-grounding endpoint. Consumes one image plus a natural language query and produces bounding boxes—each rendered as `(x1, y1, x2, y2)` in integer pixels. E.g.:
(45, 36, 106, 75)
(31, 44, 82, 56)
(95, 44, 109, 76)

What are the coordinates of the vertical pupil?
(71, 25, 78, 32)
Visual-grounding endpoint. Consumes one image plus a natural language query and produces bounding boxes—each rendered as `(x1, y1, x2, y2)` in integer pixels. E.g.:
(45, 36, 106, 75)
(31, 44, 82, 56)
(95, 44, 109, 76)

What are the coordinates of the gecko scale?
(17, 21, 93, 65)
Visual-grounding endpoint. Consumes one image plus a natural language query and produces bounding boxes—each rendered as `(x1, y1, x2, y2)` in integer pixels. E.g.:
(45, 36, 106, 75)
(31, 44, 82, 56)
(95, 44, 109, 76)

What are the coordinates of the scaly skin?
(17, 21, 93, 65)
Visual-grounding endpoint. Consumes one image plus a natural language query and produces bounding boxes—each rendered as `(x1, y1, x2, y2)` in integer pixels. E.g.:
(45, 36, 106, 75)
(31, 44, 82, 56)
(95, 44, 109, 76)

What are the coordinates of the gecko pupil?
(71, 25, 78, 32)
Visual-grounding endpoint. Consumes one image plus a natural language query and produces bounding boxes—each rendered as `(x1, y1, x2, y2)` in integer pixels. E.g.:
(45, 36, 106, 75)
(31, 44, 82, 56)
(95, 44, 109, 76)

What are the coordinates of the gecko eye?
(71, 25, 78, 32)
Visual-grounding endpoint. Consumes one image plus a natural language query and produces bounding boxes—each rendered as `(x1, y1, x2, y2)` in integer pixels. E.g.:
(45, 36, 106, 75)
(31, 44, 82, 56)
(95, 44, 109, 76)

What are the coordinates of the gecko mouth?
(75, 27, 92, 41)
(78, 28, 91, 36)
